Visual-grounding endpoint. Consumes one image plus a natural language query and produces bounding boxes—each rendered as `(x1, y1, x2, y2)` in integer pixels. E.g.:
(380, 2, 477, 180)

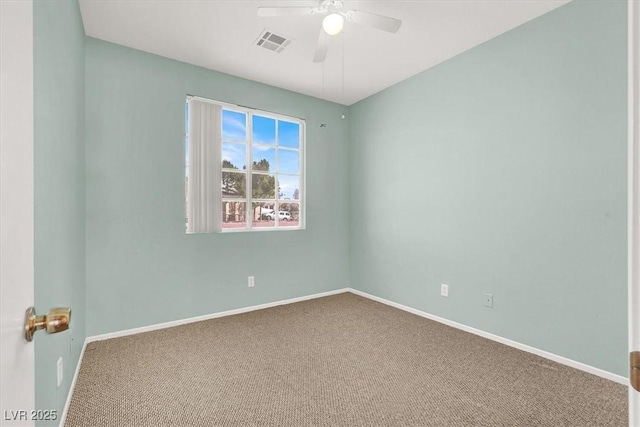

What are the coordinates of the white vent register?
(256, 30, 291, 53)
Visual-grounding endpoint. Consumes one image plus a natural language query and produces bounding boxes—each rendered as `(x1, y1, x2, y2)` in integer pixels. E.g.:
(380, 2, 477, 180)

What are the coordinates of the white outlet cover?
(56, 357, 63, 387)
(440, 284, 449, 297)
(248, 276, 255, 287)
(484, 293, 494, 308)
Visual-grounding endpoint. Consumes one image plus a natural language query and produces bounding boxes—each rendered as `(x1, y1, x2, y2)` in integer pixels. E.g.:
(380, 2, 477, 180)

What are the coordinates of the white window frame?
(186, 95, 306, 233)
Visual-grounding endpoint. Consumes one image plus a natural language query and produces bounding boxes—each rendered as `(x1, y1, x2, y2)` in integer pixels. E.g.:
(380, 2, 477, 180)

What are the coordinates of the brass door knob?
(632, 351, 640, 392)
(24, 307, 71, 342)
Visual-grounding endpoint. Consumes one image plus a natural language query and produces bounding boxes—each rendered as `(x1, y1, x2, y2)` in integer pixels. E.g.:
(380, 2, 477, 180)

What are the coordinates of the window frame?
(186, 95, 306, 233)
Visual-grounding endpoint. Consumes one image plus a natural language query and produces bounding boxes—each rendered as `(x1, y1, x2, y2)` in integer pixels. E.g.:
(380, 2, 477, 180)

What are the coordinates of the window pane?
(222, 142, 246, 170)
(253, 115, 275, 145)
(252, 173, 276, 199)
(222, 201, 246, 229)
(222, 171, 246, 198)
(278, 202, 300, 227)
(252, 202, 276, 228)
(222, 110, 246, 140)
(277, 175, 300, 200)
(278, 149, 299, 174)
(252, 146, 275, 172)
(278, 120, 299, 148)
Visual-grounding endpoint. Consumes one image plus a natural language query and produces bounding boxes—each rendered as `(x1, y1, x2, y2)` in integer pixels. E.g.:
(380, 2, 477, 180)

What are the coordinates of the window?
(185, 96, 305, 233)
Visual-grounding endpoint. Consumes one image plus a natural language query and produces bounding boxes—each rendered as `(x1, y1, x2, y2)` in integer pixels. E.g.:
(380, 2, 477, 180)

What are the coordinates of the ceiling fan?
(257, 0, 402, 63)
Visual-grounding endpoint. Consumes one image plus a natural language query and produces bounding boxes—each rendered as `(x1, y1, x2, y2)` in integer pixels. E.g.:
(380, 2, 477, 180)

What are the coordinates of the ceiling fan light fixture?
(322, 13, 344, 35)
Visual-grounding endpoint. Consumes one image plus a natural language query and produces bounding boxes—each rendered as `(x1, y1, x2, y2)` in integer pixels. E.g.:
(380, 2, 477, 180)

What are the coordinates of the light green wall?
(33, 0, 86, 424)
(84, 38, 349, 336)
(349, 0, 628, 376)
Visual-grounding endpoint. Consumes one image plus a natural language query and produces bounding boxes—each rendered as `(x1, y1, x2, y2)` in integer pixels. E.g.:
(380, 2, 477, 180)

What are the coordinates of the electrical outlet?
(57, 357, 63, 387)
(248, 275, 255, 287)
(484, 293, 494, 308)
(440, 284, 449, 297)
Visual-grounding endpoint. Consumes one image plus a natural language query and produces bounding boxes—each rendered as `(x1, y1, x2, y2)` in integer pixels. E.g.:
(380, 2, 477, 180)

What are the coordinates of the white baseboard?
(86, 287, 350, 343)
(347, 288, 628, 386)
(59, 338, 88, 427)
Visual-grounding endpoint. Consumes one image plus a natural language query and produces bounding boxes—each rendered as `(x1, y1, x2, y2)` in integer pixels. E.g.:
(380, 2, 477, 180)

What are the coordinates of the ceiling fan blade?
(347, 10, 402, 33)
(257, 6, 315, 17)
(313, 29, 330, 63)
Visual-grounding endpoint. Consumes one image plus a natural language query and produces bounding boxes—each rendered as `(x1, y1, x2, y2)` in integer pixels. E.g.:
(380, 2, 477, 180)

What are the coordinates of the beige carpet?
(65, 293, 627, 426)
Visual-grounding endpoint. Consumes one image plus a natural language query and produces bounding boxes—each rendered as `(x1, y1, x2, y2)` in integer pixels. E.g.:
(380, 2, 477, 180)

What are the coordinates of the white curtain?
(187, 99, 221, 233)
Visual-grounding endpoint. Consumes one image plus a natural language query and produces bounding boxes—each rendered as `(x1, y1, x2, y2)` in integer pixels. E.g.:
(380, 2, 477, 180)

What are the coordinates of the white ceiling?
(78, 0, 570, 106)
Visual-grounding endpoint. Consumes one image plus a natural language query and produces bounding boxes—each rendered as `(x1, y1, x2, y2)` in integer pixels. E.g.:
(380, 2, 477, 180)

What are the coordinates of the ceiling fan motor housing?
(319, 0, 344, 15)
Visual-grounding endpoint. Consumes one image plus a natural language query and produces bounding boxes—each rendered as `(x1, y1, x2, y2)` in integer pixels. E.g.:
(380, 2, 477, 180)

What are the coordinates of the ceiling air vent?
(256, 30, 291, 53)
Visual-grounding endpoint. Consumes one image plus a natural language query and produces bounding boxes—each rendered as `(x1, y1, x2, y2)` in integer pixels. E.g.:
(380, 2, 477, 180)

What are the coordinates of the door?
(0, 0, 36, 426)
(631, 1, 640, 426)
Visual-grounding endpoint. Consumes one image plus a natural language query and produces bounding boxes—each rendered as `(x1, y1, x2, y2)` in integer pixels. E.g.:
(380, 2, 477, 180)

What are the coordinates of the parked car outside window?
(265, 211, 291, 221)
